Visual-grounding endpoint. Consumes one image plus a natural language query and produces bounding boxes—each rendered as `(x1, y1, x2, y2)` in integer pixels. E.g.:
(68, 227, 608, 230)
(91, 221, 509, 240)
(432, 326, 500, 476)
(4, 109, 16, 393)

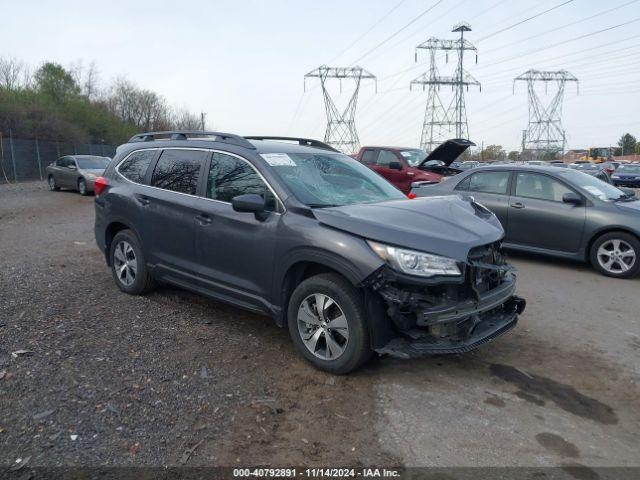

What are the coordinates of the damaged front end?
(364, 242, 526, 359)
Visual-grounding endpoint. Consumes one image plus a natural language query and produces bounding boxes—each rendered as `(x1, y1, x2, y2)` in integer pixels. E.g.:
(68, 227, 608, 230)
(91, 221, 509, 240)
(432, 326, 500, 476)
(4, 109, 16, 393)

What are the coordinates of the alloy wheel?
(79, 180, 86, 195)
(597, 239, 636, 275)
(113, 240, 137, 286)
(297, 293, 349, 360)
(48, 177, 56, 190)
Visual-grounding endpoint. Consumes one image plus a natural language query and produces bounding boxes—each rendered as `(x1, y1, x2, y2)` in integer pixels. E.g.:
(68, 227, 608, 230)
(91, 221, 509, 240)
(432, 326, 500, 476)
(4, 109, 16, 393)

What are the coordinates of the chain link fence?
(0, 135, 118, 184)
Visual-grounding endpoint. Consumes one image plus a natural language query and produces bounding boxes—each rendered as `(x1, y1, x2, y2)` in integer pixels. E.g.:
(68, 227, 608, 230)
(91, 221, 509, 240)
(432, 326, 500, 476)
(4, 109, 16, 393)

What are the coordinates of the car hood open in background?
(313, 196, 504, 261)
(419, 139, 476, 167)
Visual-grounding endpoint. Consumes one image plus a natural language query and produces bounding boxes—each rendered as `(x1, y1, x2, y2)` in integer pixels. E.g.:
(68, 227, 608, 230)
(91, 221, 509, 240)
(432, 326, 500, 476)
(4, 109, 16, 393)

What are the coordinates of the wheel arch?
(104, 220, 142, 266)
(274, 249, 376, 327)
(586, 227, 640, 262)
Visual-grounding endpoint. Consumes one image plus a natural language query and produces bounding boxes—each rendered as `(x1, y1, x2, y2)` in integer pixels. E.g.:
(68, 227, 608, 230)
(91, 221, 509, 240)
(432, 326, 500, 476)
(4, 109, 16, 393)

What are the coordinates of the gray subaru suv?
(94, 131, 525, 373)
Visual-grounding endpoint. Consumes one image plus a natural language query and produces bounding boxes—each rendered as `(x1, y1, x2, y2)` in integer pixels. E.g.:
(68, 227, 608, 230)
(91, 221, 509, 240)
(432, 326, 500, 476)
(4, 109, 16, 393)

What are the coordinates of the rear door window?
(467, 171, 510, 194)
(118, 150, 156, 184)
(150, 149, 205, 195)
(206, 152, 277, 211)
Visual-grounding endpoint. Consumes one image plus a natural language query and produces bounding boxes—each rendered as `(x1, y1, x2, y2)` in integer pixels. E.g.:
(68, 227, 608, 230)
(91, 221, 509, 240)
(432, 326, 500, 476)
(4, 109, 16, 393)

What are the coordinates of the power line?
(481, 0, 640, 56)
(364, 0, 472, 65)
(326, 0, 408, 65)
(479, 35, 640, 82)
(349, 0, 444, 66)
(474, 16, 640, 71)
(475, 0, 575, 43)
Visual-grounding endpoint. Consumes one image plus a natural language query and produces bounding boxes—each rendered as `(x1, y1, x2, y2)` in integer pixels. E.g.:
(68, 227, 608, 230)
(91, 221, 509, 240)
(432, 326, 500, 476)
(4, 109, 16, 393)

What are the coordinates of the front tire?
(78, 178, 89, 196)
(109, 230, 156, 294)
(287, 273, 372, 374)
(590, 232, 640, 278)
(48, 175, 59, 191)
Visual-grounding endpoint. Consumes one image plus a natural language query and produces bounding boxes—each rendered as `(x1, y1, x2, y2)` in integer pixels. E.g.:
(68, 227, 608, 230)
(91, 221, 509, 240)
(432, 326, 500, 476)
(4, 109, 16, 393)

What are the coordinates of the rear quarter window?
(118, 150, 156, 184)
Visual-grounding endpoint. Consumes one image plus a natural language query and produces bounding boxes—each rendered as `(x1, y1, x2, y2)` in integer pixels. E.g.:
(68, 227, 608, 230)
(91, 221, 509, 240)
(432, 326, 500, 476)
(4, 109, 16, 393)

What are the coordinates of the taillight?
(407, 193, 417, 199)
(94, 176, 109, 196)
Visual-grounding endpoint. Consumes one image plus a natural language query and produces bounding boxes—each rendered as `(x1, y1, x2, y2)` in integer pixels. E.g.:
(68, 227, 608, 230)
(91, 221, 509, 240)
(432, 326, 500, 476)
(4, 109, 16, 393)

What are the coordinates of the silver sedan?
(46, 155, 110, 195)
(413, 165, 640, 278)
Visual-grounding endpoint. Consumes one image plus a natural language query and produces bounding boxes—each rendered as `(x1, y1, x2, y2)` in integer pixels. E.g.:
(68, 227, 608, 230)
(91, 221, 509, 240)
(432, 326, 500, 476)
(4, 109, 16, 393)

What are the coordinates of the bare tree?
(106, 78, 174, 131)
(69, 59, 101, 99)
(173, 108, 203, 130)
(0, 57, 29, 90)
(83, 61, 100, 100)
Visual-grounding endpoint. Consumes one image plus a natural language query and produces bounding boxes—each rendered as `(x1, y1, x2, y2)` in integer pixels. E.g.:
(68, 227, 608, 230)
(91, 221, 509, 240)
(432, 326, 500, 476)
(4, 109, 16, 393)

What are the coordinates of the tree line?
(0, 57, 203, 145)
(474, 133, 640, 162)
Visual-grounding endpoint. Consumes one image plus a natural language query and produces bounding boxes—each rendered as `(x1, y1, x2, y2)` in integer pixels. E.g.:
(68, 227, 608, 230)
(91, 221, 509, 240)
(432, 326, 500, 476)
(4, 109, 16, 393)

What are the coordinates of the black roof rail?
(244, 136, 340, 153)
(127, 130, 256, 150)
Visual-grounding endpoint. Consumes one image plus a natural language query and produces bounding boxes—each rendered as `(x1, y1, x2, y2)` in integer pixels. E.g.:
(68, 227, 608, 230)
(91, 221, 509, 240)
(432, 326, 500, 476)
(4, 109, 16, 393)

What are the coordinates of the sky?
(2, 0, 639, 152)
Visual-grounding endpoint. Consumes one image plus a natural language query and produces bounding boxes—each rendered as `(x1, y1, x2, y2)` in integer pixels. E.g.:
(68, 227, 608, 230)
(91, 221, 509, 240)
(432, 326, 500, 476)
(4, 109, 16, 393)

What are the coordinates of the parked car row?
(347, 140, 640, 279)
(411, 165, 640, 279)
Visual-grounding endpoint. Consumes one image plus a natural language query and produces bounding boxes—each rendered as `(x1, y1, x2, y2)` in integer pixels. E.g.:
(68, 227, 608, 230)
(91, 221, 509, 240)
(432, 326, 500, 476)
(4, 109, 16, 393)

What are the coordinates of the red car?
(352, 139, 474, 194)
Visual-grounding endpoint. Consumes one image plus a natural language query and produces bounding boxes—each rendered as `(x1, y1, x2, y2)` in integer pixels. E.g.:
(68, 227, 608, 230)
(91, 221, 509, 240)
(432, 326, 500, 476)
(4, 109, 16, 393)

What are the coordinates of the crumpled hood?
(313, 196, 504, 261)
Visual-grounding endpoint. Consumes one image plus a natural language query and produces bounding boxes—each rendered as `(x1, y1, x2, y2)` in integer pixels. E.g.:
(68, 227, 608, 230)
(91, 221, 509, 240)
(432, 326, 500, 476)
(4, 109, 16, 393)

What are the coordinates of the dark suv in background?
(94, 131, 525, 373)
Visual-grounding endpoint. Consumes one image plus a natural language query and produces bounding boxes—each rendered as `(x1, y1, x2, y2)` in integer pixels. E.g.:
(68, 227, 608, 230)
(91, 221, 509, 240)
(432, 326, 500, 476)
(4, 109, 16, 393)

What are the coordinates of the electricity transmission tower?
(304, 66, 376, 153)
(410, 22, 480, 153)
(513, 69, 578, 158)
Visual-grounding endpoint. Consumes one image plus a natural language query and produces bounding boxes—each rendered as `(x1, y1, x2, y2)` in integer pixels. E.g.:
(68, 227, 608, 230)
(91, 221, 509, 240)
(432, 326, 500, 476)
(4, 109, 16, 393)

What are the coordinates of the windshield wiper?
(307, 203, 340, 208)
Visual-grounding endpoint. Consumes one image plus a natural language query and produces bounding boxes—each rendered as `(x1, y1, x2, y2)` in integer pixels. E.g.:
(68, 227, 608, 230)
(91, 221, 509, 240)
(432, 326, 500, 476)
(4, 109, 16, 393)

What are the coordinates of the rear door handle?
(135, 194, 150, 206)
(195, 213, 213, 225)
(510, 202, 525, 209)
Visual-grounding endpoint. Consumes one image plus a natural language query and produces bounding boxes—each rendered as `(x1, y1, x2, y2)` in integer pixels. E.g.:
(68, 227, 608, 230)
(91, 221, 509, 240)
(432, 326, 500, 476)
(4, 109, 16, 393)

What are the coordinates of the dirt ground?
(1, 182, 639, 472)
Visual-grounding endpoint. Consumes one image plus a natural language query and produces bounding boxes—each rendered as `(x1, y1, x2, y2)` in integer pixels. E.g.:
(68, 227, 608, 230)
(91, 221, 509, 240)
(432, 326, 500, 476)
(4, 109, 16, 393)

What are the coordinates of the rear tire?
(287, 273, 372, 374)
(590, 232, 640, 278)
(109, 229, 156, 294)
(78, 178, 89, 196)
(48, 175, 59, 191)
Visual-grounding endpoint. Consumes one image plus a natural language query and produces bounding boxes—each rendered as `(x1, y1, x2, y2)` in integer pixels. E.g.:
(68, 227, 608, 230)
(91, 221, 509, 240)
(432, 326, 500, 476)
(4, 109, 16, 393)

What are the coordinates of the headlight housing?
(367, 240, 461, 277)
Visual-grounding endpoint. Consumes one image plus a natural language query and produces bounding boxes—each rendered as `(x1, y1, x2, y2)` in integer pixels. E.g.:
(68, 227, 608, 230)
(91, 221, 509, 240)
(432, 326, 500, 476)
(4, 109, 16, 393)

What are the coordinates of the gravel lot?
(1, 182, 639, 472)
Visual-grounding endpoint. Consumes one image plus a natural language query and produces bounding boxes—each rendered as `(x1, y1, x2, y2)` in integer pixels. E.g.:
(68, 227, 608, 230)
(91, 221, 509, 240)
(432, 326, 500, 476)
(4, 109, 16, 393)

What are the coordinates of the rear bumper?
(375, 296, 525, 358)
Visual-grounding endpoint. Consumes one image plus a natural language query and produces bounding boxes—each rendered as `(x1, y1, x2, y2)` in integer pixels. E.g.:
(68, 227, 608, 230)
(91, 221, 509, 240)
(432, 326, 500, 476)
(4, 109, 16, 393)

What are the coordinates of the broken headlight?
(367, 240, 461, 277)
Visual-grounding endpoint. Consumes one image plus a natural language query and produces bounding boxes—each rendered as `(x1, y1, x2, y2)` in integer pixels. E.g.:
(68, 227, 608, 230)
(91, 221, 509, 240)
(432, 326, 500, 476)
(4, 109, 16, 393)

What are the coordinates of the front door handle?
(510, 202, 525, 209)
(135, 194, 150, 206)
(195, 213, 213, 225)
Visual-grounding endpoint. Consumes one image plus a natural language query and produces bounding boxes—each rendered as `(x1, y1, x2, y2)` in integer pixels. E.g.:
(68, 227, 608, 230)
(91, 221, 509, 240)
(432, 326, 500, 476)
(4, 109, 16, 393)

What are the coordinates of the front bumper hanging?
(366, 245, 526, 359)
(376, 295, 525, 359)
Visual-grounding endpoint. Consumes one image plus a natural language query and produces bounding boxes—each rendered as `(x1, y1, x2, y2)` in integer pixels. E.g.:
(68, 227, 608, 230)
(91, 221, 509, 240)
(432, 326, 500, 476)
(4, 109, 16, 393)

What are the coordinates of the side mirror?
(231, 194, 268, 220)
(562, 192, 583, 205)
(388, 161, 402, 171)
